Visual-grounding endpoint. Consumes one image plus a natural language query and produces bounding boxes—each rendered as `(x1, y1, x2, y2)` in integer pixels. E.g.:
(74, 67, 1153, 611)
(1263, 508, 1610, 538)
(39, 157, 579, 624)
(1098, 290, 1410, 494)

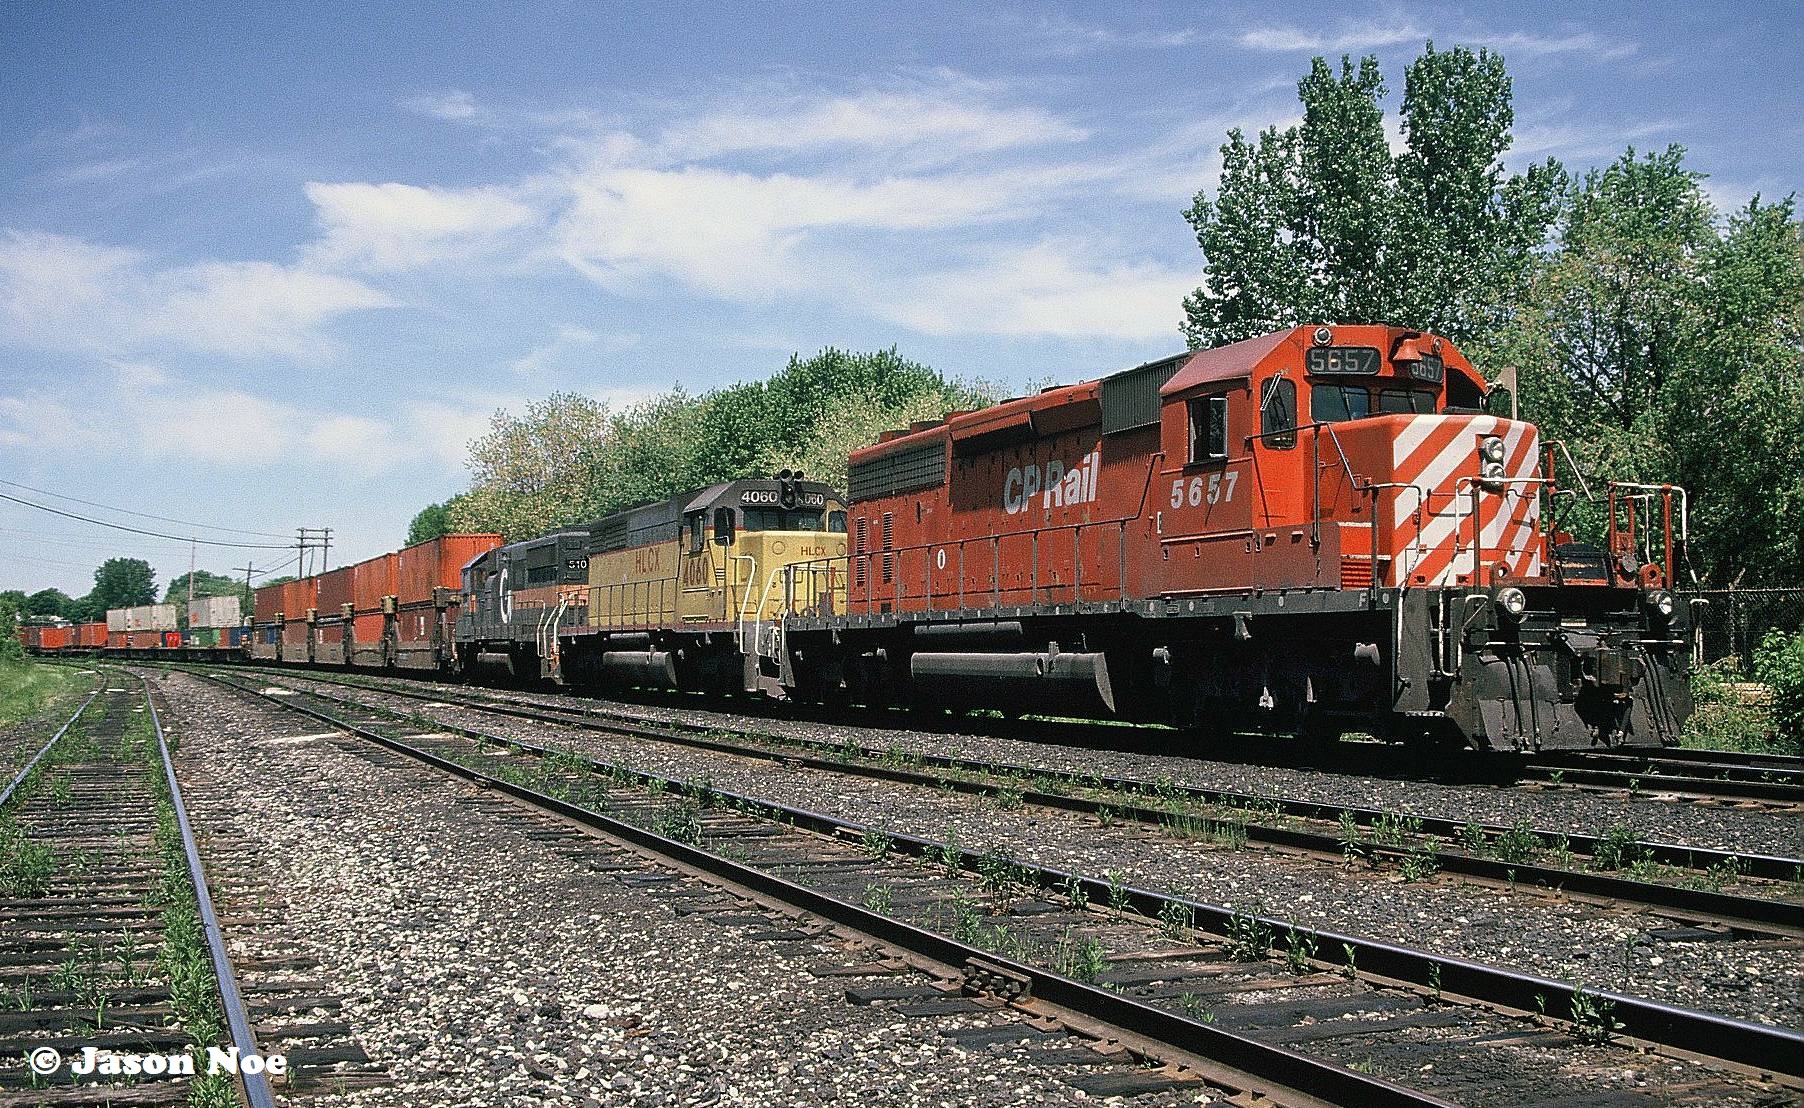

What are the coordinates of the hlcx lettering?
(1003, 451, 1099, 516)
(634, 547, 661, 575)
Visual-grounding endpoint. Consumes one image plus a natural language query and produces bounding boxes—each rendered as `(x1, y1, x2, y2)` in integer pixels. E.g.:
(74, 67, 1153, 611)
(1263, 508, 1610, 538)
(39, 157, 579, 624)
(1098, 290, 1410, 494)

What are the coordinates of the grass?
(1682, 659, 1794, 755)
(0, 660, 90, 729)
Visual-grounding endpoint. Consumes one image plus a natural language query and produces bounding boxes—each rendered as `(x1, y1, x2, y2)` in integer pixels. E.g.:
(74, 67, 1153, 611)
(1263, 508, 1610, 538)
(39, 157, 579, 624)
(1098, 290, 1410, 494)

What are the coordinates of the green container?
(188, 627, 220, 648)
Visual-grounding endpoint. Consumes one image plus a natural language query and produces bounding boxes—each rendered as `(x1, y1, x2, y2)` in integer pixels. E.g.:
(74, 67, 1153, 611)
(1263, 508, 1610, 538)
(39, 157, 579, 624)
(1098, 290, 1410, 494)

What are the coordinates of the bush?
(1754, 629, 1804, 754)
(1683, 657, 1777, 754)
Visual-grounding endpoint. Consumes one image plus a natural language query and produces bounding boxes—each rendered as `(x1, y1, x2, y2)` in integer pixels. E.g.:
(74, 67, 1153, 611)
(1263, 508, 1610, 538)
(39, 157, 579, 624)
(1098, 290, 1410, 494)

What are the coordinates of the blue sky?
(2, 1, 1800, 598)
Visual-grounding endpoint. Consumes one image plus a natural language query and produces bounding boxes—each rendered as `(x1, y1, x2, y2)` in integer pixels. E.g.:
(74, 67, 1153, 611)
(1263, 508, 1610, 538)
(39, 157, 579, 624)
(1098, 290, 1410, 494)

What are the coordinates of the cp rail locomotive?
(27, 325, 1696, 752)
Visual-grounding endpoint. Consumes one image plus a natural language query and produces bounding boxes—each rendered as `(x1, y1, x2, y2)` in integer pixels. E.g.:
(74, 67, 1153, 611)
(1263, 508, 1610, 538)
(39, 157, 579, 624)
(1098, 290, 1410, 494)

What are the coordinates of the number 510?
(1170, 471, 1237, 508)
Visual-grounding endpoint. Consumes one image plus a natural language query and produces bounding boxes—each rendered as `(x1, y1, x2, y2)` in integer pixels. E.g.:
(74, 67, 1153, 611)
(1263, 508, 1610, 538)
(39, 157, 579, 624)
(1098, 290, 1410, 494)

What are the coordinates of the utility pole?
(295, 527, 334, 577)
(187, 539, 196, 618)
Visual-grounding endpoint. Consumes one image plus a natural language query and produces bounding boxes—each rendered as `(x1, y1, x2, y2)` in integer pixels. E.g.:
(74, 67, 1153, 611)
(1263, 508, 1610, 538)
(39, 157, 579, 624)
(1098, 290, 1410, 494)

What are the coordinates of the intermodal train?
(22, 325, 1698, 751)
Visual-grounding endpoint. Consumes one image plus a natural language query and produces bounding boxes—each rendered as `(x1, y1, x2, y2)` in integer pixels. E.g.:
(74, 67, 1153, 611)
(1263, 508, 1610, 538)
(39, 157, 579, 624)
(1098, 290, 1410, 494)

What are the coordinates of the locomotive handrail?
(1244, 421, 1364, 549)
(1453, 475, 1554, 585)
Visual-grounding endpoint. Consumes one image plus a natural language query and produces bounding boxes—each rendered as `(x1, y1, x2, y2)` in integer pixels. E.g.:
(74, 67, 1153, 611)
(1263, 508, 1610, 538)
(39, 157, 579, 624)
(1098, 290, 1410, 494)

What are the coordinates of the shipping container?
(125, 630, 162, 649)
(351, 611, 387, 644)
(352, 552, 398, 612)
(106, 608, 128, 631)
(283, 577, 319, 620)
(223, 626, 249, 648)
(117, 604, 178, 632)
(75, 622, 107, 648)
(188, 595, 242, 628)
(107, 631, 127, 649)
(188, 627, 220, 648)
(317, 566, 355, 612)
(253, 582, 282, 623)
(396, 534, 502, 604)
(39, 626, 74, 650)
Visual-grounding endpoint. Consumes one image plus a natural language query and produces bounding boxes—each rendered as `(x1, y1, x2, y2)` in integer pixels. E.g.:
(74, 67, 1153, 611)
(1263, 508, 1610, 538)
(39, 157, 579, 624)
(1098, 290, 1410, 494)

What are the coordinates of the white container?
(106, 609, 129, 631)
(124, 604, 178, 631)
(188, 595, 242, 628)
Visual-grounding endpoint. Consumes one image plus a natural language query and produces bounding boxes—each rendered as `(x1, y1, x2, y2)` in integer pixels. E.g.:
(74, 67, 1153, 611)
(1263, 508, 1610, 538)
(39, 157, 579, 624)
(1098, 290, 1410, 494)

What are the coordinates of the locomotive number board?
(1306, 346, 1381, 375)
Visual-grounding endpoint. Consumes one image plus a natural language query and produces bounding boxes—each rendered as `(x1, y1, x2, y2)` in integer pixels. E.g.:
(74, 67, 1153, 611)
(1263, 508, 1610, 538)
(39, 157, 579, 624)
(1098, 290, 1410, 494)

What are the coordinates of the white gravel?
(157, 671, 1215, 1107)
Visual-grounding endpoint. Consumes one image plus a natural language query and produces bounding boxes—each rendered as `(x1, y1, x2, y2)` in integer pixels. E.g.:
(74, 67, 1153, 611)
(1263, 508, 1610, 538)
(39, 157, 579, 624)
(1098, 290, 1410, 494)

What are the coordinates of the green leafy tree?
(89, 557, 156, 611)
(448, 348, 989, 537)
(1182, 43, 1563, 348)
(0, 593, 23, 664)
(23, 588, 74, 619)
(1495, 147, 1804, 583)
(406, 500, 456, 545)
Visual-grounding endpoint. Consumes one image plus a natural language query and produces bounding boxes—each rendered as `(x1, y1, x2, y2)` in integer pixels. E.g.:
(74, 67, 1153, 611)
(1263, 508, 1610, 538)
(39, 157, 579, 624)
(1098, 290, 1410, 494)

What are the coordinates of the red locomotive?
(780, 324, 1692, 751)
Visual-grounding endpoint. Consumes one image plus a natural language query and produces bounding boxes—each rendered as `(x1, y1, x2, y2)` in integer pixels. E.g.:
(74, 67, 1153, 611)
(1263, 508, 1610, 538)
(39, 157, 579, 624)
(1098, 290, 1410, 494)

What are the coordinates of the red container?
(107, 631, 127, 649)
(283, 577, 319, 619)
(395, 534, 501, 604)
(125, 630, 159, 649)
(282, 622, 310, 649)
(315, 623, 345, 644)
(163, 631, 181, 649)
(253, 582, 283, 623)
(352, 611, 387, 644)
(353, 552, 398, 612)
(317, 565, 354, 611)
(39, 626, 74, 650)
(76, 622, 107, 648)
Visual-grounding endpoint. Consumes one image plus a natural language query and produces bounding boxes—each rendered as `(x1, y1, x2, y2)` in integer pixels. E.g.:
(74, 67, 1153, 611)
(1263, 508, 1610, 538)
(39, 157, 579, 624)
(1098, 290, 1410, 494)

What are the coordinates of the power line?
(0, 492, 294, 549)
(0, 478, 292, 538)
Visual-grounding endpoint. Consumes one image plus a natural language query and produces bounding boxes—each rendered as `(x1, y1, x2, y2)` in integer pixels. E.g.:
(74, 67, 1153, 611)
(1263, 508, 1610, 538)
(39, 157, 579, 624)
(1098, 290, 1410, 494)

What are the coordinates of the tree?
(446, 348, 990, 537)
(1181, 43, 1563, 349)
(89, 558, 156, 611)
(406, 500, 456, 545)
(24, 588, 74, 619)
(1494, 147, 1804, 584)
(0, 594, 22, 664)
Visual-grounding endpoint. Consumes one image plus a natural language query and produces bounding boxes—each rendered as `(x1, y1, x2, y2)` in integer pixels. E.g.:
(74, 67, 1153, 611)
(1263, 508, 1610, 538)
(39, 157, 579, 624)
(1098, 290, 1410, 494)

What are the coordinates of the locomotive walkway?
(188, 667, 1801, 1107)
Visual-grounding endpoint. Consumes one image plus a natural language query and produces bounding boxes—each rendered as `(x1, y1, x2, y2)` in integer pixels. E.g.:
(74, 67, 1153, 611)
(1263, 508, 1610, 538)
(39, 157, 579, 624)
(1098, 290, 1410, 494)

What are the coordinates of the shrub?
(1754, 629, 1804, 755)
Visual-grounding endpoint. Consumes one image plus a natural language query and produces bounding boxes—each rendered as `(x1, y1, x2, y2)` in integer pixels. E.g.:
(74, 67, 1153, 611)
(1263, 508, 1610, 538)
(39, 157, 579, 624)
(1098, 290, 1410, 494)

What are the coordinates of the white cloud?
(1238, 20, 1425, 52)
(403, 90, 478, 120)
(304, 181, 539, 270)
(0, 229, 392, 359)
(1466, 31, 1638, 60)
(660, 87, 1089, 161)
(1021, 13, 1199, 55)
(879, 242, 1194, 341)
(556, 164, 1029, 297)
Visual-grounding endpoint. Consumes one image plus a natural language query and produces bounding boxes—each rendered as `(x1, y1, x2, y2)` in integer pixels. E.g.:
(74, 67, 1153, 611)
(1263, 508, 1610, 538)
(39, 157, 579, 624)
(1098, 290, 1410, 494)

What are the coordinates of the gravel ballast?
(281, 676, 1803, 1031)
(155, 671, 1216, 1107)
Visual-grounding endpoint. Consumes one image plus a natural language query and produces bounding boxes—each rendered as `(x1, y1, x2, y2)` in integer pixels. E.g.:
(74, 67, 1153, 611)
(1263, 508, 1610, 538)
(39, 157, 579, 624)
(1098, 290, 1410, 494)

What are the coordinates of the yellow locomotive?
(457, 472, 847, 691)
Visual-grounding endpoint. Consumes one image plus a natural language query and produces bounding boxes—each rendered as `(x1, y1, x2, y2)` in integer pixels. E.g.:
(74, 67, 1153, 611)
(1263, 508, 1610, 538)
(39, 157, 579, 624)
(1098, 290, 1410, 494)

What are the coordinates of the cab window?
(1310, 384, 1371, 423)
(1378, 388, 1436, 414)
(687, 511, 706, 554)
(827, 510, 848, 534)
(741, 508, 828, 531)
(1187, 395, 1228, 463)
(1260, 377, 1296, 449)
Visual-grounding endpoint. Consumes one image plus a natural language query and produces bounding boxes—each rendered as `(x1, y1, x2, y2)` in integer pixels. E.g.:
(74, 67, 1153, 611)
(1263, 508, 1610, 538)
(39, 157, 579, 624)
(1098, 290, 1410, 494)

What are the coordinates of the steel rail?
(193, 672, 1448, 1107)
(241, 666, 1804, 887)
(1519, 760, 1804, 804)
(0, 687, 100, 810)
(139, 674, 277, 1108)
(205, 669, 1804, 1084)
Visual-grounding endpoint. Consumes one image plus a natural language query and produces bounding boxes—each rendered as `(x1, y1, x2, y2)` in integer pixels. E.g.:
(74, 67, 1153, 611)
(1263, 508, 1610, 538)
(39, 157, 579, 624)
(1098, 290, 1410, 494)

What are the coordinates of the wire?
(0, 479, 292, 538)
(0, 492, 294, 549)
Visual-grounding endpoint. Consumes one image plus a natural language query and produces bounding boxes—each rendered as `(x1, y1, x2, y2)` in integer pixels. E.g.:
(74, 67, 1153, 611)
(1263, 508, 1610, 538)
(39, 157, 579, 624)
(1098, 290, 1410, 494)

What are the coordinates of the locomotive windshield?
(1311, 384, 1436, 422)
(740, 508, 848, 532)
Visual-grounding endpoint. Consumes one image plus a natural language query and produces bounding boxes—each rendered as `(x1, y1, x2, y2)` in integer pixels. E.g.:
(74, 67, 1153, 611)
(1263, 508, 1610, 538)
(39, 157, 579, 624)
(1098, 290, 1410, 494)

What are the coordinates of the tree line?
(2, 560, 252, 627)
(415, 42, 1801, 589)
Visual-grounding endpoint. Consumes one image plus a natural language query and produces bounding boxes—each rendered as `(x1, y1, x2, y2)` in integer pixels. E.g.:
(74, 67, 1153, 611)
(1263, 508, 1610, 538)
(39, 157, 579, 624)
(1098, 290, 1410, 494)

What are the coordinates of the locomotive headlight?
(1480, 435, 1505, 464)
(1497, 586, 1527, 618)
(1647, 589, 1675, 620)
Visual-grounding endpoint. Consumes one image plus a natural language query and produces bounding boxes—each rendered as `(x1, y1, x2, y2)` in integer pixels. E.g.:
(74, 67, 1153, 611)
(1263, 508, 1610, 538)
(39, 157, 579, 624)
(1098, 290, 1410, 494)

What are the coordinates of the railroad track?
(231, 667, 1804, 940)
(192, 667, 1803, 1106)
(0, 674, 273, 1107)
(164, 656, 1804, 807)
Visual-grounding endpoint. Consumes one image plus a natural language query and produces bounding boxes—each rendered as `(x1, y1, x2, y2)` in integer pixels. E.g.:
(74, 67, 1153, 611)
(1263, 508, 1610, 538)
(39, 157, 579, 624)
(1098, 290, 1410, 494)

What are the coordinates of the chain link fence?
(1688, 587, 1804, 676)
